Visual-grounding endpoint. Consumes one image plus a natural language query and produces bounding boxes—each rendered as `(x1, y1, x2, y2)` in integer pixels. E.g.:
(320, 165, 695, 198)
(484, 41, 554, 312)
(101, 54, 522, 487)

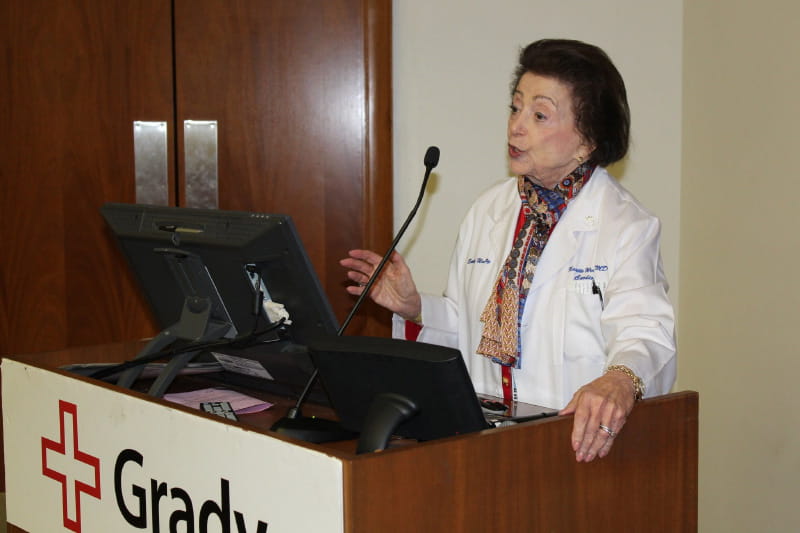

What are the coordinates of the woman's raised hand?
(340, 249, 421, 321)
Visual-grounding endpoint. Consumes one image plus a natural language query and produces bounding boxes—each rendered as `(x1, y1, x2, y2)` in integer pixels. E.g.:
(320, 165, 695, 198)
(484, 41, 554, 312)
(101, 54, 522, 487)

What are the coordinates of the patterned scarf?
(476, 163, 595, 367)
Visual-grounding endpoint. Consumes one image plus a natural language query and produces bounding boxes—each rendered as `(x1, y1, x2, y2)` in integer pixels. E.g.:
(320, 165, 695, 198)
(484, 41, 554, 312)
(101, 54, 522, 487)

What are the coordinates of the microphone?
(271, 146, 440, 442)
(338, 145, 439, 334)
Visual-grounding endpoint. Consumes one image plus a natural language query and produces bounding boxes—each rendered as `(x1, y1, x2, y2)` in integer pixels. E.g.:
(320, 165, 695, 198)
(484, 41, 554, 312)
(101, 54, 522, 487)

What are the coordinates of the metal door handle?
(183, 120, 219, 209)
(133, 121, 169, 206)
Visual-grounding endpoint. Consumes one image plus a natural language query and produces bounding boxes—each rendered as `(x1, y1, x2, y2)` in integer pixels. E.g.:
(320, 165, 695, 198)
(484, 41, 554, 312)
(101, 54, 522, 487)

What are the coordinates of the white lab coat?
(393, 167, 676, 409)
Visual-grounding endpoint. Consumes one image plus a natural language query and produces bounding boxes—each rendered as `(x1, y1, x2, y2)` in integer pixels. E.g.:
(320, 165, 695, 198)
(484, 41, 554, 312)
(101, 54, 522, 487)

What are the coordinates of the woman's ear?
(577, 141, 595, 163)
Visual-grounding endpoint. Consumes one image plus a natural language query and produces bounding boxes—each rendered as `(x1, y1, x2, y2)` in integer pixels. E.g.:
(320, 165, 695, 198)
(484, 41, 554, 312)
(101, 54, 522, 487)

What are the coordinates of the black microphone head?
(424, 146, 440, 170)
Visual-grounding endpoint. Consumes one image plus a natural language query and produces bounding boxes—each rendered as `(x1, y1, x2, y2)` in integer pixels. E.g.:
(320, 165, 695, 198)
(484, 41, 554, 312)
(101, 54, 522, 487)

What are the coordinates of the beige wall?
(395, 1, 800, 531)
(681, 2, 800, 532)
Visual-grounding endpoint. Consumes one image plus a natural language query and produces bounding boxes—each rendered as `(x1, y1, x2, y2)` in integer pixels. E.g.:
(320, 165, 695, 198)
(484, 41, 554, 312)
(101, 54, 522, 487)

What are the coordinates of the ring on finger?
(599, 424, 617, 438)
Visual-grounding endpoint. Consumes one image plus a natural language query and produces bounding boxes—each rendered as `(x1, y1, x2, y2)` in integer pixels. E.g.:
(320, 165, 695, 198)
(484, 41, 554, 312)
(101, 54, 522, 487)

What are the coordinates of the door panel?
(173, 0, 393, 336)
(0, 0, 173, 354)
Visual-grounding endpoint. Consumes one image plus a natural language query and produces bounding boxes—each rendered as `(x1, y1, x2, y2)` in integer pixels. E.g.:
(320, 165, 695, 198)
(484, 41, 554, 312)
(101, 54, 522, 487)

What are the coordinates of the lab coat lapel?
(486, 180, 520, 261)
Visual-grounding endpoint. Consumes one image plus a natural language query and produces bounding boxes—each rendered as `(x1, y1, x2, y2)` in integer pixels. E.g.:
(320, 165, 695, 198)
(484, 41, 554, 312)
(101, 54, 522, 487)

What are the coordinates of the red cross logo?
(41, 400, 102, 533)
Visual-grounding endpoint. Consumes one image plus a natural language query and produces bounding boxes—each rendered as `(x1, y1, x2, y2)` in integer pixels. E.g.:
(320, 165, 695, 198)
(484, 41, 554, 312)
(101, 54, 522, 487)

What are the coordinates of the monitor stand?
(116, 295, 235, 397)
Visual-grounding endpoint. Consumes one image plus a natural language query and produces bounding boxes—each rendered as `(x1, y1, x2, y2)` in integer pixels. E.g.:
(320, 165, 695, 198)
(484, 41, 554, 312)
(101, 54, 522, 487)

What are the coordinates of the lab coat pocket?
(562, 280, 606, 368)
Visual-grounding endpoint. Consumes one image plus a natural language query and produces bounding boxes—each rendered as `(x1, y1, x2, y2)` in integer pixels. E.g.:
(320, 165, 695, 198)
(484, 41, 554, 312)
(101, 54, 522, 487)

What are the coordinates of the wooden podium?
(2, 343, 697, 532)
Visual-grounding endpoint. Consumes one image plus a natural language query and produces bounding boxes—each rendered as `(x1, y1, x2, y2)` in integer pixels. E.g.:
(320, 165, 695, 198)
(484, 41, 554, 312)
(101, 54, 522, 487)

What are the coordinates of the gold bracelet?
(605, 365, 644, 401)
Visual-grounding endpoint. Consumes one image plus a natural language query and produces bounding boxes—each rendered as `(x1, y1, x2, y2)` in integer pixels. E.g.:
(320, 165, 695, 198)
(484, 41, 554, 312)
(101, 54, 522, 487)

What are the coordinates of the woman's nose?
(509, 114, 526, 136)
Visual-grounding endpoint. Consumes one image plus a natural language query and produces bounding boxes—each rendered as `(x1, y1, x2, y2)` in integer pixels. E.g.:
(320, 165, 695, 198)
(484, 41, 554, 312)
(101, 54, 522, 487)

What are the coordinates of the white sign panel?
(2, 359, 344, 533)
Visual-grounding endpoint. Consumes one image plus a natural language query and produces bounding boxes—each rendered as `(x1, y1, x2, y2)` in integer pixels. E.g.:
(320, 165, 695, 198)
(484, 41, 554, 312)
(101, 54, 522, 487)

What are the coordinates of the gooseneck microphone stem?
(278, 146, 440, 427)
(338, 145, 440, 336)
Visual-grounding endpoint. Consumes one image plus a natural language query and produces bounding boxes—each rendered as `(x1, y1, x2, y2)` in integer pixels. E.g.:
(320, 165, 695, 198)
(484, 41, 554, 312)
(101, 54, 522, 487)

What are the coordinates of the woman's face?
(507, 72, 592, 189)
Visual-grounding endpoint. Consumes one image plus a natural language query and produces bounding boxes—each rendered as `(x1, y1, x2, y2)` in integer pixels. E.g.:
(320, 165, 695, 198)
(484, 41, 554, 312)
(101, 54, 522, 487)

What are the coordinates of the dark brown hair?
(513, 39, 630, 166)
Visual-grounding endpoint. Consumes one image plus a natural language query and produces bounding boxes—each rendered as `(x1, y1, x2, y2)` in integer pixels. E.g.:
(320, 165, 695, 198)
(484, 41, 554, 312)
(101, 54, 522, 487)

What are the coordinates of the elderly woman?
(341, 39, 676, 463)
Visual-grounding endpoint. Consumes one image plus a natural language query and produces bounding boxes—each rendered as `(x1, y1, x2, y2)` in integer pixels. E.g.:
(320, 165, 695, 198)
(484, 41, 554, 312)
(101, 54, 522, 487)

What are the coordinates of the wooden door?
(0, 0, 392, 356)
(173, 0, 393, 337)
(0, 0, 172, 355)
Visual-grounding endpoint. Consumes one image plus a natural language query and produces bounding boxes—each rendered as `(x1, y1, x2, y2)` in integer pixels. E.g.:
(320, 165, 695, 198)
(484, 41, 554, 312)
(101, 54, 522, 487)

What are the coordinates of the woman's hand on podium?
(559, 371, 636, 462)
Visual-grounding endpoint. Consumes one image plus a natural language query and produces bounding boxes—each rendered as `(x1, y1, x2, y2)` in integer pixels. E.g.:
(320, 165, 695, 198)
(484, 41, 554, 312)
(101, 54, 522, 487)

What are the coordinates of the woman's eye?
(509, 104, 520, 114)
(535, 112, 547, 120)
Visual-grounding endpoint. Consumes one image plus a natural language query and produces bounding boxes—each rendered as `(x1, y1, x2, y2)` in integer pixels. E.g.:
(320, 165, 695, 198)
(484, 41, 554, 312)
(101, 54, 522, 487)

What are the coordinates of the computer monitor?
(308, 335, 493, 446)
(100, 203, 339, 396)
